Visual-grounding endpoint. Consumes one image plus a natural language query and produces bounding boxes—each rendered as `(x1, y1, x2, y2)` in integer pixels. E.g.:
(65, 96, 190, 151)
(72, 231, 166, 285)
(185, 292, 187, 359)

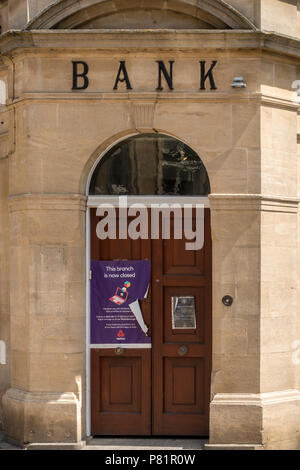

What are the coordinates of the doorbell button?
(222, 295, 233, 307)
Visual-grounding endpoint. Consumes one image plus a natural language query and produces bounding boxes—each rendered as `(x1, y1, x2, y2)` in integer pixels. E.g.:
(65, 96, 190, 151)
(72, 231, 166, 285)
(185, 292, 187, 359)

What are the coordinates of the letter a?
(113, 61, 133, 90)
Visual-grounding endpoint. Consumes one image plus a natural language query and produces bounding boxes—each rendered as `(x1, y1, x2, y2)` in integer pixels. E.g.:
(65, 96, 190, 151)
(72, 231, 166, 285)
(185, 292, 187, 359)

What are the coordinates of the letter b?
(72, 61, 89, 90)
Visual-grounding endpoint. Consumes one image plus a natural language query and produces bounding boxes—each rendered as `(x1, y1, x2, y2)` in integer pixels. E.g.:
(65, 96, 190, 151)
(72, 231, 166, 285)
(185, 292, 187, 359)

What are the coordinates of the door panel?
(163, 237, 205, 276)
(101, 357, 141, 411)
(164, 357, 205, 413)
(91, 349, 151, 435)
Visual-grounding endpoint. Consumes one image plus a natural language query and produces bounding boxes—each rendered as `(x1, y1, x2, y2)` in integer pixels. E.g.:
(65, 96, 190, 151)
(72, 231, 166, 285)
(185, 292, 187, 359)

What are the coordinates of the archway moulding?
(25, 0, 256, 31)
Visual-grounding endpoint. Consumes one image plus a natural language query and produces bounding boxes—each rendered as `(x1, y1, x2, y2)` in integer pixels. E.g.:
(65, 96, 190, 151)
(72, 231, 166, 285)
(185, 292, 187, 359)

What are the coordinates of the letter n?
(200, 60, 217, 90)
(156, 61, 174, 91)
(72, 61, 89, 90)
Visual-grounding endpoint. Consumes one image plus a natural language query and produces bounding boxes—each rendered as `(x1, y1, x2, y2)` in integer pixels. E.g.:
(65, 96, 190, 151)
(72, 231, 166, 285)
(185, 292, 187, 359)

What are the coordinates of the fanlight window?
(89, 134, 210, 196)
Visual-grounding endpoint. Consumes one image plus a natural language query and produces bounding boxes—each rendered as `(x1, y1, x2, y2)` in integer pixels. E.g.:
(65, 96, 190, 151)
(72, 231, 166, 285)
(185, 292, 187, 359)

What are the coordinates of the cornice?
(4, 92, 298, 113)
(7, 193, 299, 213)
(209, 194, 299, 213)
(8, 193, 87, 212)
(0, 30, 299, 60)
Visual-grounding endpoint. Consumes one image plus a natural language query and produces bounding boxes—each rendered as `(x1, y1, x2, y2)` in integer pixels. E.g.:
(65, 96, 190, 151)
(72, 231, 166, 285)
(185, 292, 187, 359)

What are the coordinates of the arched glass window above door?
(89, 133, 210, 196)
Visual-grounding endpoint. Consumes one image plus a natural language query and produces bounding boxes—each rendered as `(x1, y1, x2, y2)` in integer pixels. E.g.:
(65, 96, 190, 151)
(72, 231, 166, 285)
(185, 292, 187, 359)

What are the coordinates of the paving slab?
(84, 438, 207, 450)
(0, 428, 207, 450)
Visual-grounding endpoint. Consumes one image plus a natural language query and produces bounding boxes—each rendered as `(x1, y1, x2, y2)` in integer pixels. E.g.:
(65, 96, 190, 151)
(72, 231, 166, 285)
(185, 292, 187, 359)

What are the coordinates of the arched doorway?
(87, 133, 212, 436)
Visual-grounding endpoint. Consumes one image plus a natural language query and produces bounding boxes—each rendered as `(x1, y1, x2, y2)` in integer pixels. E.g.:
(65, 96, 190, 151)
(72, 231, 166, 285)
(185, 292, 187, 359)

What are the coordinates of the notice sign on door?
(90, 260, 151, 348)
(172, 296, 196, 329)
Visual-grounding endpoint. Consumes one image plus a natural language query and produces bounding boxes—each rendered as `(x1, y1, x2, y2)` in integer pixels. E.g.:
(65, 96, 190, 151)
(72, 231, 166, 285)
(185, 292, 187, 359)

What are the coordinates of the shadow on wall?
(279, 0, 298, 5)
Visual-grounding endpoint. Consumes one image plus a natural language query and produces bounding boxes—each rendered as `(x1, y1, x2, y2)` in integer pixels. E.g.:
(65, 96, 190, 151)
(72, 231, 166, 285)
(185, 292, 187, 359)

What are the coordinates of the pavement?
(85, 438, 206, 450)
(0, 428, 206, 450)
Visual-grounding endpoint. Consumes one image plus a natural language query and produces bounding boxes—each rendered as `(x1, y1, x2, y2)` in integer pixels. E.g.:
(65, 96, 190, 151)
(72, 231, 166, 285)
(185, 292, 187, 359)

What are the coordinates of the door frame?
(84, 123, 211, 438)
(85, 195, 210, 437)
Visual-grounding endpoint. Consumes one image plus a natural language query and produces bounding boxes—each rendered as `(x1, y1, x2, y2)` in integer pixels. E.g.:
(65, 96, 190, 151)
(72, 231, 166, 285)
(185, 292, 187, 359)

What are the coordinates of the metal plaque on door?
(171, 296, 196, 329)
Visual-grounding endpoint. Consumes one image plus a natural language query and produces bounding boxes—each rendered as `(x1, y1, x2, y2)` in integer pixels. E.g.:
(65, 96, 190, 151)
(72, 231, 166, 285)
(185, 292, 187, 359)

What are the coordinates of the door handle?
(177, 345, 188, 356)
(115, 347, 125, 355)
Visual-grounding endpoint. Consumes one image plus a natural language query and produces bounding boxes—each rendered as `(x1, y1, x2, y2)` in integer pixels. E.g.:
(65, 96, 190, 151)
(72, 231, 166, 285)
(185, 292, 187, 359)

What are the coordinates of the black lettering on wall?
(156, 61, 174, 91)
(72, 61, 89, 90)
(200, 61, 218, 90)
(113, 61, 133, 90)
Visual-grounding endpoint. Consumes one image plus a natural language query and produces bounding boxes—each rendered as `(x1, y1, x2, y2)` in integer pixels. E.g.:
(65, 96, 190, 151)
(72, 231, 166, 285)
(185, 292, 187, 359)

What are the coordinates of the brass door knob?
(177, 345, 188, 356)
(115, 347, 125, 355)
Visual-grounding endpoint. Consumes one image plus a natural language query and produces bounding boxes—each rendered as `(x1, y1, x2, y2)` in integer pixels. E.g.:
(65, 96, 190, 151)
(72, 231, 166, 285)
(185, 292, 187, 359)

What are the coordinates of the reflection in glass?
(89, 134, 210, 196)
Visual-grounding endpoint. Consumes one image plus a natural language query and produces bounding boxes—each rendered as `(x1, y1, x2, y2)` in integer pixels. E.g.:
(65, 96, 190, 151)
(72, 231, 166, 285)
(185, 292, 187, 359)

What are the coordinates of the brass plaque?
(171, 296, 196, 329)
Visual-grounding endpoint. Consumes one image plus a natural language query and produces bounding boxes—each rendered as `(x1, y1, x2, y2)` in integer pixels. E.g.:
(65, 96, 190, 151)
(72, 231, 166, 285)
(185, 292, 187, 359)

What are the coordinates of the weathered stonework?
(0, 0, 299, 450)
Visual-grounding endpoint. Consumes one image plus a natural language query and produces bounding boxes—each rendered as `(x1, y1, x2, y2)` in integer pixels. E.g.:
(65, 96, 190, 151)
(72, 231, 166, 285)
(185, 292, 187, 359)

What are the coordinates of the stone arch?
(26, 0, 256, 30)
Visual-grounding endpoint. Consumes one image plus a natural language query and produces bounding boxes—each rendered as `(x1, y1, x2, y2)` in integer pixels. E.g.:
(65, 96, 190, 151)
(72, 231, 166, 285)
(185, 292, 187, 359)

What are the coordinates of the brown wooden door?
(152, 210, 212, 435)
(90, 209, 152, 435)
(90, 207, 211, 436)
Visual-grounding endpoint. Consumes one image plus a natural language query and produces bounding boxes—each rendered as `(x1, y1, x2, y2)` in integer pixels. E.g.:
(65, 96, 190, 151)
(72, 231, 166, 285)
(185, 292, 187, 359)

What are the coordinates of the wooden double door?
(90, 208, 212, 436)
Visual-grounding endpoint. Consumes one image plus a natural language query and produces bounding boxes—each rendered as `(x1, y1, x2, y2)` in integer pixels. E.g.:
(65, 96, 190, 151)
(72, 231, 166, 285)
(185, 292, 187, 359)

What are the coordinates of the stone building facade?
(0, 0, 299, 450)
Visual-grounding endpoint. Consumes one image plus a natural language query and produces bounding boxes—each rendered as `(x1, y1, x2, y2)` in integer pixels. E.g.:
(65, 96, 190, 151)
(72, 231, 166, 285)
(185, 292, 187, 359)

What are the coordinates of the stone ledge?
(24, 441, 86, 450)
(6, 93, 299, 112)
(211, 389, 300, 407)
(8, 193, 87, 212)
(209, 194, 299, 213)
(3, 388, 79, 404)
(0, 31, 299, 60)
(205, 444, 264, 450)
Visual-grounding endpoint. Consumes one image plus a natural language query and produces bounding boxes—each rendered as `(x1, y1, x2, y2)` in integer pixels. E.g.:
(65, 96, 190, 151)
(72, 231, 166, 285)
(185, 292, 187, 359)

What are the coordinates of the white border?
(85, 133, 210, 438)
(85, 207, 91, 437)
(90, 344, 152, 349)
(88, 195, 210, 208)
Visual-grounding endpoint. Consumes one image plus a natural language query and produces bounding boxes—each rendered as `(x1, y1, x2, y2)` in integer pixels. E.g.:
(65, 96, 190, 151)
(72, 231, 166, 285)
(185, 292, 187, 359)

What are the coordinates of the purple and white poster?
(90, 260, 151, 348)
